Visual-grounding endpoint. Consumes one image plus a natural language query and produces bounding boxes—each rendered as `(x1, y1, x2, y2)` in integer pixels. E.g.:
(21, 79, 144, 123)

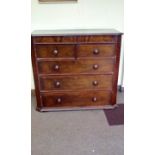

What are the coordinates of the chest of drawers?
(31, 29, 122, 112)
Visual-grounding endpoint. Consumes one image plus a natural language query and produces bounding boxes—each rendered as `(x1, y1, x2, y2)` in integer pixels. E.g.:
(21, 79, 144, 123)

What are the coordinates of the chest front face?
(31, 30, 122, 112)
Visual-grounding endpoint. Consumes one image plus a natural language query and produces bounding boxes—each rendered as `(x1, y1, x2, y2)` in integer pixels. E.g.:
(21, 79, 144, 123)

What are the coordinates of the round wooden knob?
(55, 81, 61, 87)
(93, 49, 99, 55)
(93, 80, 98, 86)
(53, 49, 58, 56)
(56, 98, 62, 103)
(92, 97, 97, 102)
(53, 64, 60, 70)
(93, 64, 99, 70)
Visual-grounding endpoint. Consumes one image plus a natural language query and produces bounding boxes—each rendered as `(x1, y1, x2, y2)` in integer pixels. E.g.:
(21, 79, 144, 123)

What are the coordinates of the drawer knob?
(55, 81, 61, 87)
(92, 97, 97, 102)
(93, 49, 99, 55)
(53, 49, 58, 56)
(56, 98, 62, 103)
(93, 64, 99, 70)
(53, 64, 60, 71)
(93, 80, 98, 86)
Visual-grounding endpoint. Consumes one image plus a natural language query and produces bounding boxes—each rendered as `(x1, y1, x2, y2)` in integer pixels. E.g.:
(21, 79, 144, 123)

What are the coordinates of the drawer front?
(41, 91, 111, 107)
(33, 36, 77, 43)
(37, 59, 115, 74)
(77, 35, 116, 43)
(78, 44, 115, 57)
(33, 35, 115, 43)
(40, 75, 113, 91)
(36, 45, 75, 58)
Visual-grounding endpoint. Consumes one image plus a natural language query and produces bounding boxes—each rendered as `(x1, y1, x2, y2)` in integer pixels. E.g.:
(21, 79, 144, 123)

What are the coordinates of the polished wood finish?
(111, 35, 122, 105)
(77, 44, 115, 57)
(41, 91, 111, 108)
(33, 36, 117, 44)
(37, 59, 115, 74)
(31, 29, 122, 111)
(40, 75, 113, 91)
(36, 44, 75, 58)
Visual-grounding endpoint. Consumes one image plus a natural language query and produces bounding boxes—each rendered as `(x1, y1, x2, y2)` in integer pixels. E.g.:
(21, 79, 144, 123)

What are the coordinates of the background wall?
(31, 0, 124, 89)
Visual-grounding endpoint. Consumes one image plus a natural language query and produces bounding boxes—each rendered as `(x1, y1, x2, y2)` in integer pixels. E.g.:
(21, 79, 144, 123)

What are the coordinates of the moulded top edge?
(31, 29, 123, 36)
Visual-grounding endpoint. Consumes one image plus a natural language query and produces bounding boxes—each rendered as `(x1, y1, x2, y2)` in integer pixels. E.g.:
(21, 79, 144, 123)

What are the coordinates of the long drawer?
(41, 91, 112, 108)
(39, 75, 113, 91)
(37, 59, 115, 74)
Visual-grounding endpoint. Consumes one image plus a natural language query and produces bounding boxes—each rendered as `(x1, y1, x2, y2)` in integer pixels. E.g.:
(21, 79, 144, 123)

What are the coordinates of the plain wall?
(31, 0, 124, 89)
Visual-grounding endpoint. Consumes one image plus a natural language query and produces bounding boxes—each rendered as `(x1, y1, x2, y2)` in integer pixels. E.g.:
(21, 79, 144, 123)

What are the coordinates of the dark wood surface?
(35, 44, 115, 58)
(36, 44, 75, 58)
(111, 36, 122, 105)
(31, 38, 43, 108)
(37, 59, 115, 74)
(31, 29, 122, 111)
(32, 35, 117, 44)
(77, 44, 115, 57)
(41, 91, 111, 108)
(40, 75, 113, 91)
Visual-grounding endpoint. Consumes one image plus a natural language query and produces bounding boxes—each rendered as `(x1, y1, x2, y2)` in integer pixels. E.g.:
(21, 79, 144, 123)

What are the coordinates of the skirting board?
(118, 85, 124, 92)
(31, 89, 35, 96)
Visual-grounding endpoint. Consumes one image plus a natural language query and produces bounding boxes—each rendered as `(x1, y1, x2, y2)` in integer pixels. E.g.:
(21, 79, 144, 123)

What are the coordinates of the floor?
(32, 91, 124, 155)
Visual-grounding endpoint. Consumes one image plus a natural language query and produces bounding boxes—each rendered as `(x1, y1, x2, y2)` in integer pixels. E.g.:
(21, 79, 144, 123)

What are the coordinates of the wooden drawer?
(78, 44, 115, 57)
(41, 91, 111, 108)
(77, 35, 116, 43)
(39, 75, 113, 91)
(36, 44, 75, 58)
(33, 36, 77, 43)
(37, 59, 115, 74)
(33, 35, 115, 44)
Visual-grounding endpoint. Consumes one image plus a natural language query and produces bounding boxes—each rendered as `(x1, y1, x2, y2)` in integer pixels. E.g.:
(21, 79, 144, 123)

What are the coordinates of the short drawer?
(37, 59, 115, 74)
(77, 35, 116, 43)
(36, 44, 75, 58)
(78, 44, 115, 57)
(33, 36, 77, 43)
(41, 91, 111, 107)
(39, 75, 113, 91)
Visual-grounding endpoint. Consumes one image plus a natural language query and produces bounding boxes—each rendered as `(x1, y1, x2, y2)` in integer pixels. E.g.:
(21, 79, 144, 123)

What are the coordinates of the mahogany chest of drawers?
(31, 29, 122, 112)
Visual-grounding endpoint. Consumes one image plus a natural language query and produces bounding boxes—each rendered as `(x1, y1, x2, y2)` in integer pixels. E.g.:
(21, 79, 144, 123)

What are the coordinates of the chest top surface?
(31, 29, 123, 36)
